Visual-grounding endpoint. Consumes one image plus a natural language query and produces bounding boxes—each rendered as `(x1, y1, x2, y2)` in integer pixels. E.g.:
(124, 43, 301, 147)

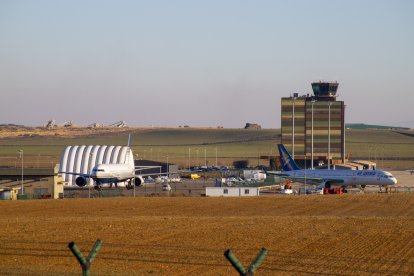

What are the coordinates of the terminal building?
(0, 165, 64, 199)
(281, 82, 345, 168)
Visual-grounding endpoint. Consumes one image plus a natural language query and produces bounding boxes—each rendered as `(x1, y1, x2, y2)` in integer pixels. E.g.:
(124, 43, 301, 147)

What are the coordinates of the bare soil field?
(0, 125, 137, 139)
(0, 194, 413, 275)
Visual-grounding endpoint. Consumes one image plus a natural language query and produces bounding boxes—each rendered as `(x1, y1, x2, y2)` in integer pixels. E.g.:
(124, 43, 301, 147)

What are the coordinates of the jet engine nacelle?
(135, 176, 144, 187)
(75, 176, 87, 187)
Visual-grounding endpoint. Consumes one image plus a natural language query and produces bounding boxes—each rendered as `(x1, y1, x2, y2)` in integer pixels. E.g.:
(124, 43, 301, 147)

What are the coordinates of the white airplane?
(270, 144, 397, 190)
(59, 134, 145, 191)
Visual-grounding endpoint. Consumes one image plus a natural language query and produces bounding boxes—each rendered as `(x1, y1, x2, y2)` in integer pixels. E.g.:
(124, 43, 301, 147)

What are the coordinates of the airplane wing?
(135, 166, 164, 170)
(58, 171, 91, 178)
(136, 172, 172, 177)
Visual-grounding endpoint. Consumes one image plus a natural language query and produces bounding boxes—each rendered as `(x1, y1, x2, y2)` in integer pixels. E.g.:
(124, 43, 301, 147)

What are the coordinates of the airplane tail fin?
(125, 133, 132, 164)
(277, 144, 301, 171)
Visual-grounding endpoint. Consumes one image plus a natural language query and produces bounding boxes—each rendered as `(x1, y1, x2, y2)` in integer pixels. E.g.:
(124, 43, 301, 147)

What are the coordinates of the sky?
(0, 0, 413, 128)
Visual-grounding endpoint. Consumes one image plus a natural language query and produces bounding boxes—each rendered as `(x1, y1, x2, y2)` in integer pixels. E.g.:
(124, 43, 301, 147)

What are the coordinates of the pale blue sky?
(1, 0, 413, 128)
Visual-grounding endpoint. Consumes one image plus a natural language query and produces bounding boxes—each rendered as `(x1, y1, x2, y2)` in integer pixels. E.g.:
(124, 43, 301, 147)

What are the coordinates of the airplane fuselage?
(91, 163, 135, 184)
(285, 169, 397, 186)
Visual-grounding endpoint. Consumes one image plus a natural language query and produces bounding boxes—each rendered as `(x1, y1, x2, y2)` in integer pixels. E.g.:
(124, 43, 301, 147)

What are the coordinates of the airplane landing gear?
(109, 183, 119, 189)
(380, 185, 389, 193)
(94, 185, 102, 191)
(126, 180, 133, 190)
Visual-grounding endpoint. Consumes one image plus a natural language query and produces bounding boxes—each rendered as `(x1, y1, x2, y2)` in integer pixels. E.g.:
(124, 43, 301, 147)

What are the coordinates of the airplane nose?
(392, 178, 397, 185)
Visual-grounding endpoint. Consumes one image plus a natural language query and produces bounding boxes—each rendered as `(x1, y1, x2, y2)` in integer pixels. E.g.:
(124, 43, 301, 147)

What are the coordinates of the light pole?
(18, 150, 24, 195)
(204, 147, 207, 167)
(343, 104, 346, 164)
(292, 96, 296, 159)
(328, 102, 332, 170)
(215, 147, 218, 167)
(311, 100, 315, 169)
(304, 156, 307, 195)
(188, 148, 191, 170)
(166, 155, 169, 179)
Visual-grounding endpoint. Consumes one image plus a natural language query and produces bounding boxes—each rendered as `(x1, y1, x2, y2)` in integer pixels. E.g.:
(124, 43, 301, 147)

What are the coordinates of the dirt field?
(0, 194, 413, 275)
(0, 125, 137, 139)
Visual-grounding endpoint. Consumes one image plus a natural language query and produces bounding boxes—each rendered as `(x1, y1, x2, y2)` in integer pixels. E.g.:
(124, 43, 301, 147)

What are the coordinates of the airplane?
(68, 163, 143, 191)
(59, 134, 145, 191)
(269, 144, 397, 191)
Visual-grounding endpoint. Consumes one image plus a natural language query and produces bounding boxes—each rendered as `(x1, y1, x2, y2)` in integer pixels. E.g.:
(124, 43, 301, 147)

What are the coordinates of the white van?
(162, 184, 172, 191)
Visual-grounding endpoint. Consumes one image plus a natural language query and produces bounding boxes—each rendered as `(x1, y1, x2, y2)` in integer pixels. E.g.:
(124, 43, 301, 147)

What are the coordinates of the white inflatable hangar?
(59, 145, 134, 186)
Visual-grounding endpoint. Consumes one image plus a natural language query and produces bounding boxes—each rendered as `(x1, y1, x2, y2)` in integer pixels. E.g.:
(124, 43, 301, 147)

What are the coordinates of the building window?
(245, 189, 250, 194)
(223, 189, 228, 194)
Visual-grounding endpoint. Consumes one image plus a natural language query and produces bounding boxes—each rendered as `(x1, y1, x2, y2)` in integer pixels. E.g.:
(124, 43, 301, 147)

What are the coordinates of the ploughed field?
(1, 194, 414, 275)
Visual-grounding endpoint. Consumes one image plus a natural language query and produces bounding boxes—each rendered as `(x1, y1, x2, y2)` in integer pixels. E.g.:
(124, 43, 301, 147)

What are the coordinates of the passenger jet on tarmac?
(59, 134, 152, 191)
(270, 144, 397, 190)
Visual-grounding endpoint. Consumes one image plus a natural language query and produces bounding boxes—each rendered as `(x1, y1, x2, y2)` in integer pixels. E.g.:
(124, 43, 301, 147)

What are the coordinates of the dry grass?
(0, 194, 413, 275)
(0, 125, 137, 139)
(0, 126, 413, 169)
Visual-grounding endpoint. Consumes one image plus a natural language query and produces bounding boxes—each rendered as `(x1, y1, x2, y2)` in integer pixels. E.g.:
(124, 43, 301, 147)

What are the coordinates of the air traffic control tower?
(281, 82, 345, 168)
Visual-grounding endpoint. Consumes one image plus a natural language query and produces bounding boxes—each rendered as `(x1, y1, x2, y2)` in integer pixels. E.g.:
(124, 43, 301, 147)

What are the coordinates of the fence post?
(68, 239, 102, 276)
(224, 249, 247, 275)
(224, 248, 268, 275)
(247, 248, 268, 274)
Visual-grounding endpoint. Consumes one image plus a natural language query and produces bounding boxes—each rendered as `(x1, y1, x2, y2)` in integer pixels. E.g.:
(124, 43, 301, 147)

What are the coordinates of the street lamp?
(18, 150, 24, 195)
(343, 105, 346, 164)
(292, 95, 297, 159)
(304, 156, 307, 195)
(166, 155, 169, 178)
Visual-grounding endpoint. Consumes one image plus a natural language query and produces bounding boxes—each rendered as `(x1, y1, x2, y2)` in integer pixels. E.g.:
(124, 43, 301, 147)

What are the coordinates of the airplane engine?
(135, 176, 144, 187)
(75, 176, 87, 187)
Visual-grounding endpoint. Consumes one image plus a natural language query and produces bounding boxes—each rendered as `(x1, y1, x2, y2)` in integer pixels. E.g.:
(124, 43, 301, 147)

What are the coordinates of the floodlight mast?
(18, 150, 24, 195)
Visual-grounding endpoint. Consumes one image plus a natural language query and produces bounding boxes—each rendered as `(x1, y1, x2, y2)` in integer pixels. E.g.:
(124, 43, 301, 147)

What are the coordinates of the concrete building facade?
(0, 165, 64, 199)
(281, 82, 345, 167)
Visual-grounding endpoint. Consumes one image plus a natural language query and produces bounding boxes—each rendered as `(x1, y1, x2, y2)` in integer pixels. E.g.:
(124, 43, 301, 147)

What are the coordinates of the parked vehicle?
(162, 184, 172, 191)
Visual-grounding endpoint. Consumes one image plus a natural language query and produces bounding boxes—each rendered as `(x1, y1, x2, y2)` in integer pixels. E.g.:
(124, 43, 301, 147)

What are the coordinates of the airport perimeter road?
(391, 171, 414, 187)
(137, 179, 215, 196)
